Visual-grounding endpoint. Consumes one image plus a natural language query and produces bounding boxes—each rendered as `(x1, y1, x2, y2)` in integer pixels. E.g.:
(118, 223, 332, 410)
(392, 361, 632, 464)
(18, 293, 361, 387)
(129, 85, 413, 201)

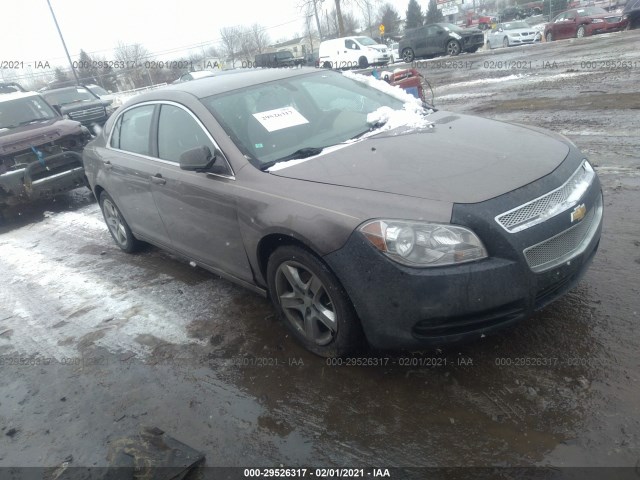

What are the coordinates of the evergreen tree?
(406, 0, 423, 29)
(425, 0, 444, 24)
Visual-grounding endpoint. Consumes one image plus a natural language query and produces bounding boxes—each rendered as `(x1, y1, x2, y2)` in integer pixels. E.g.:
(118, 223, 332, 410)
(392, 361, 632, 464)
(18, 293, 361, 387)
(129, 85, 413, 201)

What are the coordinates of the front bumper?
(324, 155, 603, 350)
(0, 151, 86, 205)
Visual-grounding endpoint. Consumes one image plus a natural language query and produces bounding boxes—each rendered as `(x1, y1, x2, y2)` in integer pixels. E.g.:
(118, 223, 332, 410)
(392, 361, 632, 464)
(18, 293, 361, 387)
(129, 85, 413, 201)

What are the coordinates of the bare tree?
(219, 26, 242, 67)
(297, 0, 325, 40)
(354, 0, 380, 37)
(113, 41, 151, 88)
(250, 23, 271, 54)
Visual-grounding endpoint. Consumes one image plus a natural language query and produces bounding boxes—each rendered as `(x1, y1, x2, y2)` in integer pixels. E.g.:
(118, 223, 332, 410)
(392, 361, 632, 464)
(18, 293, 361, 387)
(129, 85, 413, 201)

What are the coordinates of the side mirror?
(52, 104, 63, 116)
(179, 145, 228, 175)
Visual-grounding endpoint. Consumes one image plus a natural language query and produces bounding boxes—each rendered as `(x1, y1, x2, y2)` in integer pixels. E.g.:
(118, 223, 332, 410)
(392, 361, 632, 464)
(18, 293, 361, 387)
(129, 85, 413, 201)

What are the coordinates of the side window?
(157, 104, 216, 162)
(111, 105, 155, 155)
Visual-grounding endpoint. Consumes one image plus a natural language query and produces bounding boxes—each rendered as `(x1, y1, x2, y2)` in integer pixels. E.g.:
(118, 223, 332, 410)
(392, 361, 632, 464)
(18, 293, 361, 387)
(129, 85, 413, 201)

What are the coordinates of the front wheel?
(99, 191, 142, 253)
(267, 245, 364, 357)
(503, 36, 510, 48)
(545, 31, 554, 42)
(577, 25, 586, 38)
(402, 48, 415, 63)
(446, 40, 461, 56)
(358, 56, 369, 68)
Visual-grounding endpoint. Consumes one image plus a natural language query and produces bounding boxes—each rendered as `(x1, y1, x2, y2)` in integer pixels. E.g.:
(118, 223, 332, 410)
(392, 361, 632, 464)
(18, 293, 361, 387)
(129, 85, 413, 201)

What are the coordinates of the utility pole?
(313, 0, 323, 41)
(45, 0, 80, 85)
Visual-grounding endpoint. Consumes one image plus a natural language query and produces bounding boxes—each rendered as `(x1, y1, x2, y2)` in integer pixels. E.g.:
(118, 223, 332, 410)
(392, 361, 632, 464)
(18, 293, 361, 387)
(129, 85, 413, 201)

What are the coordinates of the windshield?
(42, 87, 97, 106)
(577, 7, 607, 15)
(355, 37, 379, 46)
(503, 21, 530, 29)
(203, 71, 421, 167)
(0, 96, 57, 129)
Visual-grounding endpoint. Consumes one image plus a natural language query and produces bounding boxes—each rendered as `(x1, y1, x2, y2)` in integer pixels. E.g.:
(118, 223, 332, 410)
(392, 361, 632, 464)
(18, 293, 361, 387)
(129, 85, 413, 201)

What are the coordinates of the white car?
(389, 42, 400, 63)
(487, 21, 542, 48)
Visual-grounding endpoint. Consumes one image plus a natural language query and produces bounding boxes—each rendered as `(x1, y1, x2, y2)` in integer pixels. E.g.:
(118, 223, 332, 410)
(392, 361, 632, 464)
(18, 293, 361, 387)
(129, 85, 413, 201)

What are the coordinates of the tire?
(267, 245, 364, 358)
(99, 191, 142, 253)
(468, 46, 479, 53)
(446, 40, 461, 56)
(402, 48, 415, 63)
(322, 61, 332, 69)
(577, 25, 586, 38)
(358, 56, 369, 68)
(546, 31, 554, 42)
(503, 36, 510, 48)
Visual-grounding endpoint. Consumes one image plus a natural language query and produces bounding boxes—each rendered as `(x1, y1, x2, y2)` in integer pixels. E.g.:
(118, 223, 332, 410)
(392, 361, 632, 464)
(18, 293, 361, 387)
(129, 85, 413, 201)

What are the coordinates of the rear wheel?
(402, 48, 415, 63)
(322, 61, 332, 69)
(267, 245, 364, 358)
(446, 40, 461, 56)
(577, 25, 586, 38)
(99, 191, 142, 253)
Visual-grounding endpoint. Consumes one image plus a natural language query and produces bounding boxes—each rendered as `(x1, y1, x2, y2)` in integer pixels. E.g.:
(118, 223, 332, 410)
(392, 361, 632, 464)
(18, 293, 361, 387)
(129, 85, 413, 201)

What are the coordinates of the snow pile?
(343, 70, 423, 107)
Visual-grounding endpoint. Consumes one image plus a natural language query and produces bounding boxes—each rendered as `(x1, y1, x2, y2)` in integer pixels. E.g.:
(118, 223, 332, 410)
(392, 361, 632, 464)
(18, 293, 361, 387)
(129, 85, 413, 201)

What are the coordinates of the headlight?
(591, 18, 604, 23)
(359, 220, 487, 267)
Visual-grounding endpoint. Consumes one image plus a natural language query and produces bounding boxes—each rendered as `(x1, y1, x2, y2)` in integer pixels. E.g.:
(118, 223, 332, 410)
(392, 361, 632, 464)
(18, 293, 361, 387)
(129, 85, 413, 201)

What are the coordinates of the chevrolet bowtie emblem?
(571, 204, 587, 223)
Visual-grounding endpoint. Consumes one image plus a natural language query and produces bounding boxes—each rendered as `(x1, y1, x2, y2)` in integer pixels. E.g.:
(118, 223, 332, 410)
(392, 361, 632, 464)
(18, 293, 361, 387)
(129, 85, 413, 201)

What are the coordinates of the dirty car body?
(82, 68, 603, 357)
(0, 92, 90, 208)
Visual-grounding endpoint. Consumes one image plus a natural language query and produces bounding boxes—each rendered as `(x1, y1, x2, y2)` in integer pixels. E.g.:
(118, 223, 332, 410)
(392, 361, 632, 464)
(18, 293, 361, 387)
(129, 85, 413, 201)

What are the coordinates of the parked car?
(544, 6, 628, 40)
(41, 86, 113, 133)
(0, 91, 90, 212)
(487, 21, 542, 48)
(622, 0, 640, 28)
(499, 6, 525, 21)
(85, 84, 123, 108)
(466, 12, 498, 29)
(83, 68, 603, 357)
(318, 36, 390, 69)
(0, 82, 26, 95)
(254, 51, 303, 68)
(389, 42, 400, 63)
(173, 70, 217, 83)
(399, 23, 485, 61)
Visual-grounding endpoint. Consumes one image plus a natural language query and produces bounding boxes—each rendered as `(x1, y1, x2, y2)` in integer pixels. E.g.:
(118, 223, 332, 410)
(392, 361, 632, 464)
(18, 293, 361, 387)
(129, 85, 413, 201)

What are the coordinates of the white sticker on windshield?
(252, 106, 309, 132)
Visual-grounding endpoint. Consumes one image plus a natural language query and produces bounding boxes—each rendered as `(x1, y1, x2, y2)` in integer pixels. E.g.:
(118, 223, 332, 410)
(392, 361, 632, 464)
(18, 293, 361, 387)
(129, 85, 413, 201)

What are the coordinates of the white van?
(318, 36, 390, 69)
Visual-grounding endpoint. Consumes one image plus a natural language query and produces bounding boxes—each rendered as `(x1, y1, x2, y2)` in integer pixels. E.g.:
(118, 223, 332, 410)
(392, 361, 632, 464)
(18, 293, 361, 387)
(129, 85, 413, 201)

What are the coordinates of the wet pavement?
(1, 30, 639, 474)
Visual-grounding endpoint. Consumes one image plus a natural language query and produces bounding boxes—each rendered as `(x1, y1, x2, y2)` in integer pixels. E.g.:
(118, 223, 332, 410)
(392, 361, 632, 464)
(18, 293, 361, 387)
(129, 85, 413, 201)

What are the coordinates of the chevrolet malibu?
(82, 68, 603, 357)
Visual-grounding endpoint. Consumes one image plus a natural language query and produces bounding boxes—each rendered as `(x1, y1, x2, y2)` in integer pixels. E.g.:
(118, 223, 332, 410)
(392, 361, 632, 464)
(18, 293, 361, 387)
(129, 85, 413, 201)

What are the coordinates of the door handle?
(103, 160, 112, 170)
(150, 174, 166, 185)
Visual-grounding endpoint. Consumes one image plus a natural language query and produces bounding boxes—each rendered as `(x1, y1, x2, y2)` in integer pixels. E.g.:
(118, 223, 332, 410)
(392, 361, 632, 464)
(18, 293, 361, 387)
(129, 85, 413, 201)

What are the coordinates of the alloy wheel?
(274, 261, 337, 346)
(102, 198, 128, 247)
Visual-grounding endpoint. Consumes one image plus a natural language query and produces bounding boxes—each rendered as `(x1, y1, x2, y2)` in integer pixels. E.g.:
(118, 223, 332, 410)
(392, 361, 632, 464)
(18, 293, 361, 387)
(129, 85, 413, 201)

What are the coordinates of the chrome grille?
(524, 194, 602, 273)
(496, 161, 594, 233)
(68, 106, 105, 121)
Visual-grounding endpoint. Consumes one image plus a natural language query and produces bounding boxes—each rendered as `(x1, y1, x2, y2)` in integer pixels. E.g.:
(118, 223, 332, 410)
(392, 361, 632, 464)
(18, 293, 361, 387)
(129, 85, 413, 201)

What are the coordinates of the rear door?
(150, 102, 253, 282)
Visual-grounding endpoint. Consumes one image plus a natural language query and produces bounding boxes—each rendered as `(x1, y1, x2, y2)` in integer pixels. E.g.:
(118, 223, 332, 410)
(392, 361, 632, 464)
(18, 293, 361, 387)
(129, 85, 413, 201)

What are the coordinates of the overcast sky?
(2, 0, 415, 67)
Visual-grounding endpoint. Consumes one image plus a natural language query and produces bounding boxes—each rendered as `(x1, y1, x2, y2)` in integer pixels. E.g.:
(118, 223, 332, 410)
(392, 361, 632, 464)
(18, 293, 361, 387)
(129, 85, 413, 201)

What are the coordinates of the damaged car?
(82, 68, 603, 357)
(0, 91, 91, 213)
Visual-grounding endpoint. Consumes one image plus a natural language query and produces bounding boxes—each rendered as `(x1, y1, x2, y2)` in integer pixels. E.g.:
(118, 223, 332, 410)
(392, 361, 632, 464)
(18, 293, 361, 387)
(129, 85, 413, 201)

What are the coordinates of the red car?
(545, 6, 628, 40)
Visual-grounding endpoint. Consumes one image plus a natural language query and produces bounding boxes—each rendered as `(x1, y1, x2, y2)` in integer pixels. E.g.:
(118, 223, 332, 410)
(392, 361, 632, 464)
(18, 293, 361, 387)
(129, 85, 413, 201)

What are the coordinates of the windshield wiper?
(260, 147, 324, 171)
(17, 119, 49, 126)
(350, 120, 388, 141)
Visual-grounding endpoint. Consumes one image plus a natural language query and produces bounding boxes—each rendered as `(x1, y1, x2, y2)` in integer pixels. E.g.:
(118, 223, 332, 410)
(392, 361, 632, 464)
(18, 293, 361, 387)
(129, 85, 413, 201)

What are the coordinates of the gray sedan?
(82, 68, 603, 357)
(487, 21, 542, 48)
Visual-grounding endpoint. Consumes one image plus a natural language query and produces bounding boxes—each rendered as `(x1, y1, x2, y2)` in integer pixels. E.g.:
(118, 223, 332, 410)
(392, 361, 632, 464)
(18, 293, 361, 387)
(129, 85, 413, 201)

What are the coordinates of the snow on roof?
(0, 91, 41, 103)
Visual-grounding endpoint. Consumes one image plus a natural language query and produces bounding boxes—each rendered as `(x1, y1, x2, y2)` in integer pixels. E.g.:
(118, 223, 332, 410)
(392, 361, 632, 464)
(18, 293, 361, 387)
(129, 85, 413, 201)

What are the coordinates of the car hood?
(0, 119, 84, 155)
(504, 27, 539, 35)
(269, 111, 571, 204)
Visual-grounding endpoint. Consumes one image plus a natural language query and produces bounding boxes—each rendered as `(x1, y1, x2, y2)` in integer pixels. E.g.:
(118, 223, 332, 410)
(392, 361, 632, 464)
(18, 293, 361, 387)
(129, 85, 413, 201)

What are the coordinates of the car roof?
(42, 86, 90, 94)
(0, 91, 41, 103)
(127, 67, 321, 103)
